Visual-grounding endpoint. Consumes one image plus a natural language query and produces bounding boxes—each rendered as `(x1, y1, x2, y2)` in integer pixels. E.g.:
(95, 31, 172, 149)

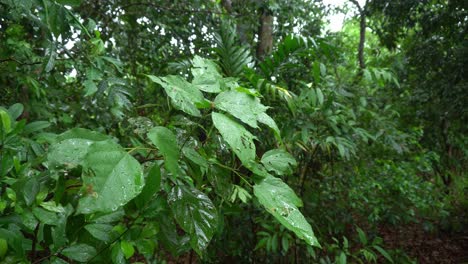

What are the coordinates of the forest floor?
(379, 223, 468, 264)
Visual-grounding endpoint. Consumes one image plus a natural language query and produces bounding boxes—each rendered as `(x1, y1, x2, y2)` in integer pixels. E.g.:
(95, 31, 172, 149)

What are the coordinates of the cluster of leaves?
(1, 0, 466, 263)
(0, 53, 320, 262)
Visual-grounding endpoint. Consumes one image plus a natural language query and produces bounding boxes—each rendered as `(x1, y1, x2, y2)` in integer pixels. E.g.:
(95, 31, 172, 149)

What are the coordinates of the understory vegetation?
(0, 0, 466, 263)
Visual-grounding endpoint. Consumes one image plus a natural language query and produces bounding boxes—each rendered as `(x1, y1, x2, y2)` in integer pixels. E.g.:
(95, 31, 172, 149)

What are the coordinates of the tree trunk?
(350, 0, 367, 75)
(256, 6, 273, 61)
(358, 12, 366, 71)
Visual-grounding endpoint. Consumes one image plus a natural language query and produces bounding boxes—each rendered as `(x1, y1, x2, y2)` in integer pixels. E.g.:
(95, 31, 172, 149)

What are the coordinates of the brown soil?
(379, 224, 468, 264)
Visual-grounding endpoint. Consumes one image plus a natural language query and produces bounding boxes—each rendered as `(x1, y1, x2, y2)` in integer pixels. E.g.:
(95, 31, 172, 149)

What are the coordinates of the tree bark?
(256, 6, 273, 61)
(350, 0, 367, 74)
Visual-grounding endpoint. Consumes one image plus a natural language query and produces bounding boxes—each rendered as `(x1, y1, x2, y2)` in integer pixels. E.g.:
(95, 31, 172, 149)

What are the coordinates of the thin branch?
(349, 0, 363, 13)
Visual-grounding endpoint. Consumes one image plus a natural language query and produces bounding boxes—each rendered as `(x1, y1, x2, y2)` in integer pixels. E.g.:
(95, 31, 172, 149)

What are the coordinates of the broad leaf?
(191, 56, 223, 93)
(120, 240, 135, 259)
(147, 75, 204, 117)
(48, 128, 110, 168)
(23, 121, 50, 134)
(77, 140, 144, 214)
(0, 109, 11, 133)
(61, 244, 96, 262)
(85, 223, 115, 242)
(261, 149, 297, 175)
(168, 186, 218, 256)
(7, 103, 23, 120)
(214, 90, 268, 128)
(83, 79, 98, 97)
(212, 112, 256, 167)
(254, 175, 319, 247)
(257, 112, 281, 140)
(147, 127, 181, 177)
(134, 163, 161, 208)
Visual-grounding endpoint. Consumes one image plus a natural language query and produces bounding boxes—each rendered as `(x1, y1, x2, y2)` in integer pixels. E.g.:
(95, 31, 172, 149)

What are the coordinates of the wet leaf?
(85, 223, 115, 242)
(214, 90, 268, 128)
(191, 56, 223, 93)
(134, 163, 161, 208)
(168, 185, 218, 256)
(61, 244, 96, 262)
(254, 175, 319, 247)
(147, 75, 204, 117)
(147, 127, 181, 177)
(257, 112, 281, 140)
(212, 112, 256, 168)
(48, 128, 110, 168)
(261, 149, 297, 175)
(76, 140, 144, 214)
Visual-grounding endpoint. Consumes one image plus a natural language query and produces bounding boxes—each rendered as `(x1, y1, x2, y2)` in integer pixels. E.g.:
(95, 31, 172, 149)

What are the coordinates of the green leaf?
(0, 109, 11, 134)
(48, 128, 110, 168)
(44, 42, 57, 72)
(168, 186, 218, 256)
(61, 244, 96, 262)
(337, 252, 347, 264)
(32, 207, 59, 226)
(214, 90, 268, 128)
(77, 140, 144, 214)
(373, 245, 394, 263)
(0, 227, 24, 257)
(147, 127, 181, 177)
(254, 175, 319, 247)
(182, 147, 208, 174)
(83, 79, 98, 97)
(84, 223, 114, 242)
(316, 88, 324, 105)
(90, 210, 125, 223)
(120, 241, 135, 259)
(191, 56, 223, 93)
(111, 242, 126, 264)
(212, 112, 256, 167)
(0, 238, 7, 259)
(356, 227, 367, 245)
(23, 177, 39, 206)
(147, 75, 204, 117)
(261, 149, 297, 175)
(134, 163, 161, 209)
(23, 121, 50, 134)
(257, 112, 281, 139)
(7, 103, 23, 120)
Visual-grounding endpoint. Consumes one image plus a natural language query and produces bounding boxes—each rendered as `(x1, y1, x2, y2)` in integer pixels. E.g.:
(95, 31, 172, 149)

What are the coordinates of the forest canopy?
(0, 0, 467, 263)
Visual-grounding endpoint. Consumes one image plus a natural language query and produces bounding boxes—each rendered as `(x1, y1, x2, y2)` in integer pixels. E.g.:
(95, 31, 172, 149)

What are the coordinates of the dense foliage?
(0, 0, 466, 263)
